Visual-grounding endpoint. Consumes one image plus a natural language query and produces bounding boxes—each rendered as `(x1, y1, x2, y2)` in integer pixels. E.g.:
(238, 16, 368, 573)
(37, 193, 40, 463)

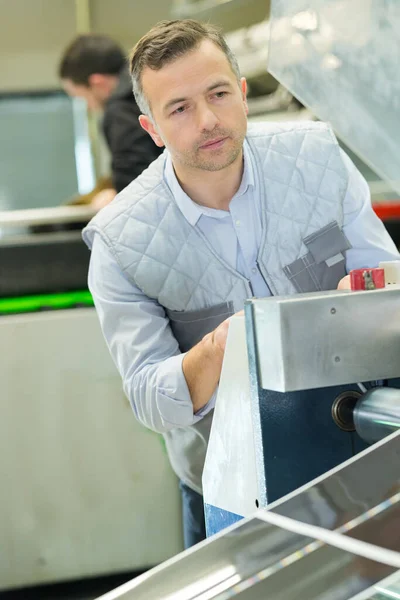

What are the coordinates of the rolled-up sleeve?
(341, 150, 399, 270)
(88, 235, 214, 433)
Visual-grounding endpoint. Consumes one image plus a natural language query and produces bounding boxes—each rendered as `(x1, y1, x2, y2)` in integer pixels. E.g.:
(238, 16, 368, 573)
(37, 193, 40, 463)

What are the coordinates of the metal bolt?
(331, 308, 336, 314)
(335, 356, 341, 363)
(331, 391, 360, 432)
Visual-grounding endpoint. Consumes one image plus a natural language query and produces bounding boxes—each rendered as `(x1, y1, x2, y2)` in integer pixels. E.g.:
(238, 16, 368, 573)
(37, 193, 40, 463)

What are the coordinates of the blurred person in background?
(59, 34, 162, 209)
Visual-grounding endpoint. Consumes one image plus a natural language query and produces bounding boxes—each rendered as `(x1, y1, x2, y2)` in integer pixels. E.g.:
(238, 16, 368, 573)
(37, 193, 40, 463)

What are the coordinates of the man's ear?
(240, 77, 249, 115)
(139, 115, 165, 147)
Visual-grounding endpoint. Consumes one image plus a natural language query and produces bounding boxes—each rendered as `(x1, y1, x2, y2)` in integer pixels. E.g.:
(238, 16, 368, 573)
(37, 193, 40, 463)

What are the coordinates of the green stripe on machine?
(0, 291, 94, 315)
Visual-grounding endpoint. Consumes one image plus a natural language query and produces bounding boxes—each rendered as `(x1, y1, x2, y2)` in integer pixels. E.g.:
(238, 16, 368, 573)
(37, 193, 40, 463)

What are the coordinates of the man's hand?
(337, 275, 351, 290)
(202, 310, 244, 355)
(91, 188, 117, 210)
(182, 310, 244, 413)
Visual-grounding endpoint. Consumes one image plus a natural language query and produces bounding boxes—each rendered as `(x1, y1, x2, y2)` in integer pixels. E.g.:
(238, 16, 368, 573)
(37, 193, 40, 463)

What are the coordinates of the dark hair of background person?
(59, 34, 126, 85)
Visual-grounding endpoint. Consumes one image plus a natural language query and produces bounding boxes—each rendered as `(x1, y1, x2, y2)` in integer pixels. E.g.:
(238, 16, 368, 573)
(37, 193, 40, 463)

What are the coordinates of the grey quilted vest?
(83, 121, 351, 494)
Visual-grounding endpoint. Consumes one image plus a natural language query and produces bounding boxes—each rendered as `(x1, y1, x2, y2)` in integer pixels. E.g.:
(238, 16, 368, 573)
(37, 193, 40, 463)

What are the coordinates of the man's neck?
(174, 151, 244, 211)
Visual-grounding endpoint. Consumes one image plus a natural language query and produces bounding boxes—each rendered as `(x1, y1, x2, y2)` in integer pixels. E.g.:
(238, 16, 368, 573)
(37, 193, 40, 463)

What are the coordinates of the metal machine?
(90, 262, 400, 599)
(93, 283, 400, 600)
(203, 283, 400, 535)
(199, 0, 400, 538)
(94, 427, 400, 599)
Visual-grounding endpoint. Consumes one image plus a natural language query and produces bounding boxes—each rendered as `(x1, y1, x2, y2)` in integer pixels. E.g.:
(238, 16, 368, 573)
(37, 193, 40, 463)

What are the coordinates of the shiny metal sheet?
(95, 516, 399, 600)
(351, 570, 400, 600)
(203, 316, 259, 520)
(233, 543, 397, 600)
(248, 287, 400, 392)
(95, 517, 315, 599)
(96, 432, 400, 599)
(267, 431, 400, 535)
(268, 0, 400, 195)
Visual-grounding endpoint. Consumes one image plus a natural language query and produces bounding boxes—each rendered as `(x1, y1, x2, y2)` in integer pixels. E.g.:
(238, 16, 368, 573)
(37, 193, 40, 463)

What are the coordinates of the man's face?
(62, 78, 104, 112)
(139, 40, 248, 175)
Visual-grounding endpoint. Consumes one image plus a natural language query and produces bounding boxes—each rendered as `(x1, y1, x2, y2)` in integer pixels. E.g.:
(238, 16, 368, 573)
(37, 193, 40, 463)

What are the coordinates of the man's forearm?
(182, 331, 224, 413)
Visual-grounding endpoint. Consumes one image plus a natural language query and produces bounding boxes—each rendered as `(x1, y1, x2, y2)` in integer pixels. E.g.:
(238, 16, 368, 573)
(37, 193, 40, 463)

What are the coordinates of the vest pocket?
(166, 302, 235, 352)
(283, 222, 351, 293)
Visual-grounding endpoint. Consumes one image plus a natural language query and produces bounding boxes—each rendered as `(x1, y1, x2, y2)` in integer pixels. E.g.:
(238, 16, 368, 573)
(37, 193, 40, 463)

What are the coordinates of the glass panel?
(268, 0, 400, 194)
(0, 92, 92, 211)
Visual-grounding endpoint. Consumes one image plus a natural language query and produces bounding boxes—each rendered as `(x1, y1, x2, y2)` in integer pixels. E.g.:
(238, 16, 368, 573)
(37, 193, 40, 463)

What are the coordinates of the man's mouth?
(199, 136, 228, 149)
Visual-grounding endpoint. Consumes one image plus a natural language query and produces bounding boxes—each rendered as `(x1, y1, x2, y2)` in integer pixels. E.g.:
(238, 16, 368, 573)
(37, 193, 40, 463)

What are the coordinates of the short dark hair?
(59, 34, 126, 85)
(129, 19, 240, 115)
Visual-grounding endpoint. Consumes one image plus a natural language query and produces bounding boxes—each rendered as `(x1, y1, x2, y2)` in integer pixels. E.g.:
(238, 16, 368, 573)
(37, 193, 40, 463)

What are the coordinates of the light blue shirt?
(165, 141, 269, 297)
(88, 144, 399, 433)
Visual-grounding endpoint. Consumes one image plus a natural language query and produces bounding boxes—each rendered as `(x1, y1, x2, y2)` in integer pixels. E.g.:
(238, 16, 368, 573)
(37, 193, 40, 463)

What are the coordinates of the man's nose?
(197, 103, 219, 132)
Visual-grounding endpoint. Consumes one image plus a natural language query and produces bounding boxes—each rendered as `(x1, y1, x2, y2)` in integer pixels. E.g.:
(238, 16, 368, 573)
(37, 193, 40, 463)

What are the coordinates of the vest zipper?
(248, 135, 278, 297)
(256, 260, 275, 295)
(248, 279, 254, 296)
(194, 227, 255, 298)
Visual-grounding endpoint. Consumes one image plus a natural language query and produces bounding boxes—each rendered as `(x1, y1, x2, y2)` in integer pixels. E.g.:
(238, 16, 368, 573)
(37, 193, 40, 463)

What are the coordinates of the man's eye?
(215, 91, 227, 98)
(173, 106, 185, 115)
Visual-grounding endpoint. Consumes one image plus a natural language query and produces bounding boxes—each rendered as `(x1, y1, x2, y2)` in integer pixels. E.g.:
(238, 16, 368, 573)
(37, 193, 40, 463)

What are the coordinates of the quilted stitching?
(116, 196, 244, 310)
(83, 121, 349, 309)
(248, 125, 347, 293)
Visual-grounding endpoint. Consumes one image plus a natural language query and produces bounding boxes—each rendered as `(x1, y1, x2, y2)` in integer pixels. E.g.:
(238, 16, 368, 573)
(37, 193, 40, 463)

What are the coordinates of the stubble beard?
(181, 131, 245, 172)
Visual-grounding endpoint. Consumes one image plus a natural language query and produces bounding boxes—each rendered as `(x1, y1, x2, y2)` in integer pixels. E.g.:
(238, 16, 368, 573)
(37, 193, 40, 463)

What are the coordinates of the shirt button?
(252, 268, 257, 274)
(235, 220, 241, 226)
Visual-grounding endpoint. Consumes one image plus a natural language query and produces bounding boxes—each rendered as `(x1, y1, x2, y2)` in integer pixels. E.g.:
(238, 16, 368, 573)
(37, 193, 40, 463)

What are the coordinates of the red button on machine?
(350, 268, 385, 291)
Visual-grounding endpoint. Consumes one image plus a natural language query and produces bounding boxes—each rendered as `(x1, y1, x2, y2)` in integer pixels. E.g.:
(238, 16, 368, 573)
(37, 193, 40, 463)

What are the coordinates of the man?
(82, 20, 399, 548)
(59, 34, 162, 206)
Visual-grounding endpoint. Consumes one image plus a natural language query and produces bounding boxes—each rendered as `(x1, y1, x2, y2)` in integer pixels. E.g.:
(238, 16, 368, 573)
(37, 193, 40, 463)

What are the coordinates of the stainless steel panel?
(95, 516, 399, 600)
(267, 431, 400, 533)
(248, 287, 400, 392)
(268, 0, 400, 195)
(235, 546, 397, 600)
(96, 433, 400, 600)
(202, 316, 259, 519)
(95, 517, 314, 599)
(98, 516, 399, 600)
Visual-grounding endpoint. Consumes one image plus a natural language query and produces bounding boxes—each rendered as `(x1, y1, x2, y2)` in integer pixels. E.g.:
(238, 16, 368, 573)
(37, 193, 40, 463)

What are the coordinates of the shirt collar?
(163, 139, 255, 227)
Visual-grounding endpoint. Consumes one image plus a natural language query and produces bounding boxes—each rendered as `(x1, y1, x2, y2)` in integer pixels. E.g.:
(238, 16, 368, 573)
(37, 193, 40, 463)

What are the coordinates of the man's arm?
(89, 235, 227, 432)
(182, 318, 231, 413)
(341, 150, 399, 270)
